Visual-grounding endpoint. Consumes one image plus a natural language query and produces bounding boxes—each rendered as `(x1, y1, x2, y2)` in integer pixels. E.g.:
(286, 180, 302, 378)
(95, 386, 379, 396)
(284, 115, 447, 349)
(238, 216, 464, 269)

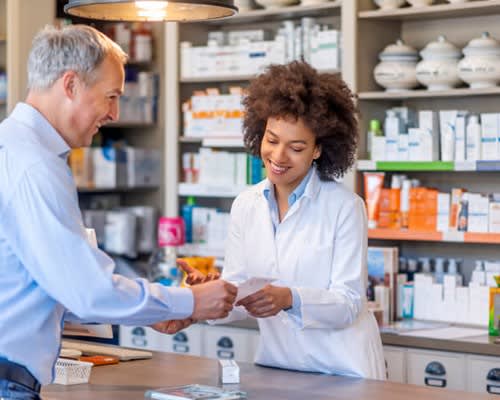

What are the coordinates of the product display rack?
(358, 160, 500, 172)
(358, 0, 500, 21)
(359, 86, 500, 100)
(355, 0, 500, 280)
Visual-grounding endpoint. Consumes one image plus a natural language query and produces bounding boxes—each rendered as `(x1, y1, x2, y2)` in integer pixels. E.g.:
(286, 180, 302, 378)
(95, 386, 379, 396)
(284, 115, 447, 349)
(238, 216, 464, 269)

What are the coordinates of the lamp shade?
(64, 0, 238, 22)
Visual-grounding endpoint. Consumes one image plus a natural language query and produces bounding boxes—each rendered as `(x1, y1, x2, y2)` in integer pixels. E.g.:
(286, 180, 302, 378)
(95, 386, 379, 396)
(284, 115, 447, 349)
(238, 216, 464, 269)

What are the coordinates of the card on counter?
(144, 384, 246, 400)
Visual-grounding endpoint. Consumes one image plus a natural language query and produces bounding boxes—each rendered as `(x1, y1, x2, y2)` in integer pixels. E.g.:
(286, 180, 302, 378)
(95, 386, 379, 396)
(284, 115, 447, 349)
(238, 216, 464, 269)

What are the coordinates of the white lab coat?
(219, 167, 386, 380)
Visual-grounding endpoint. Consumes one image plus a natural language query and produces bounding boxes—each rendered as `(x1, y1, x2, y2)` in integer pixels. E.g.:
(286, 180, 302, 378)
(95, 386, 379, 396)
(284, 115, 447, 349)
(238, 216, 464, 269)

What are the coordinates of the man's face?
(68, 55, 124, 148)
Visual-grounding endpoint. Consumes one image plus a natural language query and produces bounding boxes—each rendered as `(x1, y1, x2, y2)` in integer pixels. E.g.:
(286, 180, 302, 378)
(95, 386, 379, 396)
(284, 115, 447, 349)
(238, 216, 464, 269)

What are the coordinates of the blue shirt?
(262, 167, 314, 316)
(0, 103, 193, 384)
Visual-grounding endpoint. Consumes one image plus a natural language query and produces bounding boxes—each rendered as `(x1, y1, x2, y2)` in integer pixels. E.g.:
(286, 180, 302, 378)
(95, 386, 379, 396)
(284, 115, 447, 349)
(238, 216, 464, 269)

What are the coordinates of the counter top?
(221, 319, 500, 357)
(42, 352, 494, 400)
(381, 332, 500, 356)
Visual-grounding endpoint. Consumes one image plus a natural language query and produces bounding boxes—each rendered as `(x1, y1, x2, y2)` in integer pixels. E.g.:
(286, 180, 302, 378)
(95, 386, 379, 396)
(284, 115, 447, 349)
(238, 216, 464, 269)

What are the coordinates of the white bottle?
(446, 258, 463, 286)
(434, 257, 445, 284)
(466, 114, 482, 161)
(471, 260, 486, 286)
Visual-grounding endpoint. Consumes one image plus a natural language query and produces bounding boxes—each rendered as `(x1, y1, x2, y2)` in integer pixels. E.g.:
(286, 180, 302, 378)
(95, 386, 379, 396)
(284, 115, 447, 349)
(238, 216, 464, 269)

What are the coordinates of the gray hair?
(27, 24, 128, 91)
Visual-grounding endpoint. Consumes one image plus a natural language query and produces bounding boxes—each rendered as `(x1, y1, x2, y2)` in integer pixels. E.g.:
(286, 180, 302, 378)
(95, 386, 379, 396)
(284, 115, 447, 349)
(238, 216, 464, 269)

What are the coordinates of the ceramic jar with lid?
(374, 39, 419, 92)
(458, 32, 500, 89)
(407, 0, 434, 6)
(416, 35, 462, 91)
(373, 0, 406, 9)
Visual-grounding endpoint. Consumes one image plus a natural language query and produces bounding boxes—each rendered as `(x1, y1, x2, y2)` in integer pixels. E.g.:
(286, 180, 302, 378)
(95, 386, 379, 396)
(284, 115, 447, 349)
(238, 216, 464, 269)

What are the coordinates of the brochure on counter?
(144, 384, 247, 400)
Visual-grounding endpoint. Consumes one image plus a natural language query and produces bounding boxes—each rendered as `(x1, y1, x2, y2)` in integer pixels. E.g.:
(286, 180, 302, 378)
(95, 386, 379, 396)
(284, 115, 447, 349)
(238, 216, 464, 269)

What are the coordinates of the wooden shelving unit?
(355, 0, 500, 281)
(368, 229, 500, 245)
(208, 1, 342, 25)
(357, 160, 500, 172)
(77, 186, 159, 194)
(178, 183, 249, 198)
(179, 136, 244, 148)
(359, 0, 500, 21)
(358, 87, 500, 100)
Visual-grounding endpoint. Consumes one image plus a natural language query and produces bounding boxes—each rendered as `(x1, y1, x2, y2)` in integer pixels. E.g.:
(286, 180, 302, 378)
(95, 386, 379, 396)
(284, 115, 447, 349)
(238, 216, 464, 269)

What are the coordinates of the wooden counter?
(42, 352, 496, 400)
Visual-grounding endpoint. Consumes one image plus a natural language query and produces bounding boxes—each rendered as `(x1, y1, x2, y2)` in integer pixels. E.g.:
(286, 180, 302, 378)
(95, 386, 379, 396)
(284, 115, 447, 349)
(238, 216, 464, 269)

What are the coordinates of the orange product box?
(408, 213, 437, 232)
(377, 211, 401, 229)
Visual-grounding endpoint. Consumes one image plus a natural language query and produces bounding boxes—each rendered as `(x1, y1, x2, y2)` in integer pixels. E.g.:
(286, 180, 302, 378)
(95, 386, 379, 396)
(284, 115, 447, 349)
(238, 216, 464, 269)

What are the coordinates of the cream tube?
(364, 172, 385, 229)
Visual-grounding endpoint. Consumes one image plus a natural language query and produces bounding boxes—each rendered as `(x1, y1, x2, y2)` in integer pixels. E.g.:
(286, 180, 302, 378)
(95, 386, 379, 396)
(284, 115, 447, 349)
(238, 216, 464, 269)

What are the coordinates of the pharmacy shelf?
(207, 1, 342, 25)
(180, 74, 256, 83)
(357, 160, 500, 172)
(180, 136, 244, 148)
(178, 243, 225, 258)
(104, 121, 155, 128)
(368, 229, 500, 244)
(178, 183, 250, 198)
(77, 186, 159, 194)
(358, 87, 500, 100)
(180, 68, 340, 84)
(359, 0, 500, 21)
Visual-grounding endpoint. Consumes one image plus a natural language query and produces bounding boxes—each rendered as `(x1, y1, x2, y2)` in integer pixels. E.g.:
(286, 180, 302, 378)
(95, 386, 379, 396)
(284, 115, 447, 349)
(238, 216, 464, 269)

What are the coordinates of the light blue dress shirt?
(0, 103, 194, 384)
(262, 167, 314, 316)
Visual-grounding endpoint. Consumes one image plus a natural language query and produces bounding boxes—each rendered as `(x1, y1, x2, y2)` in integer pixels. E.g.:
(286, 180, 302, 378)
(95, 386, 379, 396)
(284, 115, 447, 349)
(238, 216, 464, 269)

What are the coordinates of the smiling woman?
(209, 61, 386, 380)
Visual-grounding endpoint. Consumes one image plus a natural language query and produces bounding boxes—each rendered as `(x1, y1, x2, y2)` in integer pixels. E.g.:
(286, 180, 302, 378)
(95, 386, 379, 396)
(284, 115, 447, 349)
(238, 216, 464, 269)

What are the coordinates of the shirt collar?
(10, 102, 71, 159)
(263, 165, 317, 207)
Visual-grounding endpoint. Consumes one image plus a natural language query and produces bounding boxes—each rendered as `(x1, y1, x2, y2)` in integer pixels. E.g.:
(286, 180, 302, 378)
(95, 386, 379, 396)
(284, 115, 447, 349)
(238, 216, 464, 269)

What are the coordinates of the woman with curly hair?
(214, 61, 385, 379)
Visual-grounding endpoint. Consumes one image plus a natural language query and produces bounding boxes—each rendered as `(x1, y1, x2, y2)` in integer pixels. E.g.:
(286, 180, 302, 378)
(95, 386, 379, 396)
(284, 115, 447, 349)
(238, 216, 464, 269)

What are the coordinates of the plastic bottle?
(182, 196, 196, 244)
(367, 119, 382, 160)
(148, 217, 185, 286)
(434, 257, 445, 284)
(466, 114, 482, 161)
(446, 258, 463, 286)
(471, 260, 486, 286)
(407, 258, 418, 282)
(419, 257, 432, 275)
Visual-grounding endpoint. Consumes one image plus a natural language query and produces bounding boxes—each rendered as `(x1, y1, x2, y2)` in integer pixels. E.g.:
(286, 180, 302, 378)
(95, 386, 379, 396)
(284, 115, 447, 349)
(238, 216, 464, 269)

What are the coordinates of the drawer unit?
(203, 326, 253, 362)
(383, 346, 406, 383)
(119, 324, 203, 355)
(406, 349, 466, 391)
(159, 324, 203, 356)
(119, 325, 165, 351)
(467, 355, 500, 395)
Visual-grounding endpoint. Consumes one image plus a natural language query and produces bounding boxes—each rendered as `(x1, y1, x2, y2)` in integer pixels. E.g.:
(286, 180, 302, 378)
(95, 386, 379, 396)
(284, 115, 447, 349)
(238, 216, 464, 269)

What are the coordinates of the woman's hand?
(177, 259, 220, 285)
(236, 285, 292, 318)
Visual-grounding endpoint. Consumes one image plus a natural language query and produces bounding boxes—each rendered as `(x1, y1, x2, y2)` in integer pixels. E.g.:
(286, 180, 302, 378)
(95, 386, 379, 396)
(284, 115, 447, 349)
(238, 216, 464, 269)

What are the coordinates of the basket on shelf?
(54, 358, 93, 385)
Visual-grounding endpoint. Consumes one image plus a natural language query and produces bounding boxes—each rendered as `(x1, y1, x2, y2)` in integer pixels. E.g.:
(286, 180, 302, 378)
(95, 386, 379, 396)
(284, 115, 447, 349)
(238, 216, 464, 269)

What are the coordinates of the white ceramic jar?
(254, 0, 298, 8)
(407, 0, 434, 7)
(374, 39, 419, 92)
(458, 32, 500, 89)
(373, 0, 406, 9)
(416, 35, 462, 91)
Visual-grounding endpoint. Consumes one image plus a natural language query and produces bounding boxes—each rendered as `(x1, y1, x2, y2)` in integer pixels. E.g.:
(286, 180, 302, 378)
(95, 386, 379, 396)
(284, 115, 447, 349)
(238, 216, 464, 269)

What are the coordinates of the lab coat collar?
(262, 164, 321, 202)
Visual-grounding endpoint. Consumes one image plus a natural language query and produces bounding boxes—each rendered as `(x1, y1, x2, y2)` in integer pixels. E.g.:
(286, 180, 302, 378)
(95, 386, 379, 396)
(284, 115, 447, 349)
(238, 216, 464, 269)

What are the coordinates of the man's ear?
(61, 70, 79, 100)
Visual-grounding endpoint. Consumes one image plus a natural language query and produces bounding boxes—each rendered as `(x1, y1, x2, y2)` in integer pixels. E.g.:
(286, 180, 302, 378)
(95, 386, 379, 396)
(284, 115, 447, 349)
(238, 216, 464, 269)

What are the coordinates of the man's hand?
(151, 318, 195, 335)
(190, 280, 237, 320)
(236, 285, 292, 318)
(177, 259, 220, 285)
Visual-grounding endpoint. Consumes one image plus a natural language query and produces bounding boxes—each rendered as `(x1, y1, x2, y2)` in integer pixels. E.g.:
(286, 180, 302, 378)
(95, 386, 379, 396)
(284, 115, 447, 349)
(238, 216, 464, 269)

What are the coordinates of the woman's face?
(260, 116, 321, 195)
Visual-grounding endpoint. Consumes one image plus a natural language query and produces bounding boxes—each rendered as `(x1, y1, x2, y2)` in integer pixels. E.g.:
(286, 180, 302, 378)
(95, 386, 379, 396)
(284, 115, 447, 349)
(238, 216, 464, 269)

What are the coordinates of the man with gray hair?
(0, 24, 236, 399)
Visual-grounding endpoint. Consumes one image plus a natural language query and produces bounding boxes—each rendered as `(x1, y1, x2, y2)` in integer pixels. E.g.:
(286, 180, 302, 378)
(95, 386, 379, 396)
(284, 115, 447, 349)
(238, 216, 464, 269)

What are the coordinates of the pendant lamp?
(64, 0, 237, 22)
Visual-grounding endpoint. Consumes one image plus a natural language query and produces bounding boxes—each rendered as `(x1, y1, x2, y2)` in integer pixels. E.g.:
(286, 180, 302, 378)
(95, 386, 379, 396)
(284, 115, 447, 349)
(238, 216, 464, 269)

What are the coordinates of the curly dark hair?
(243, 61, 359, 180)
